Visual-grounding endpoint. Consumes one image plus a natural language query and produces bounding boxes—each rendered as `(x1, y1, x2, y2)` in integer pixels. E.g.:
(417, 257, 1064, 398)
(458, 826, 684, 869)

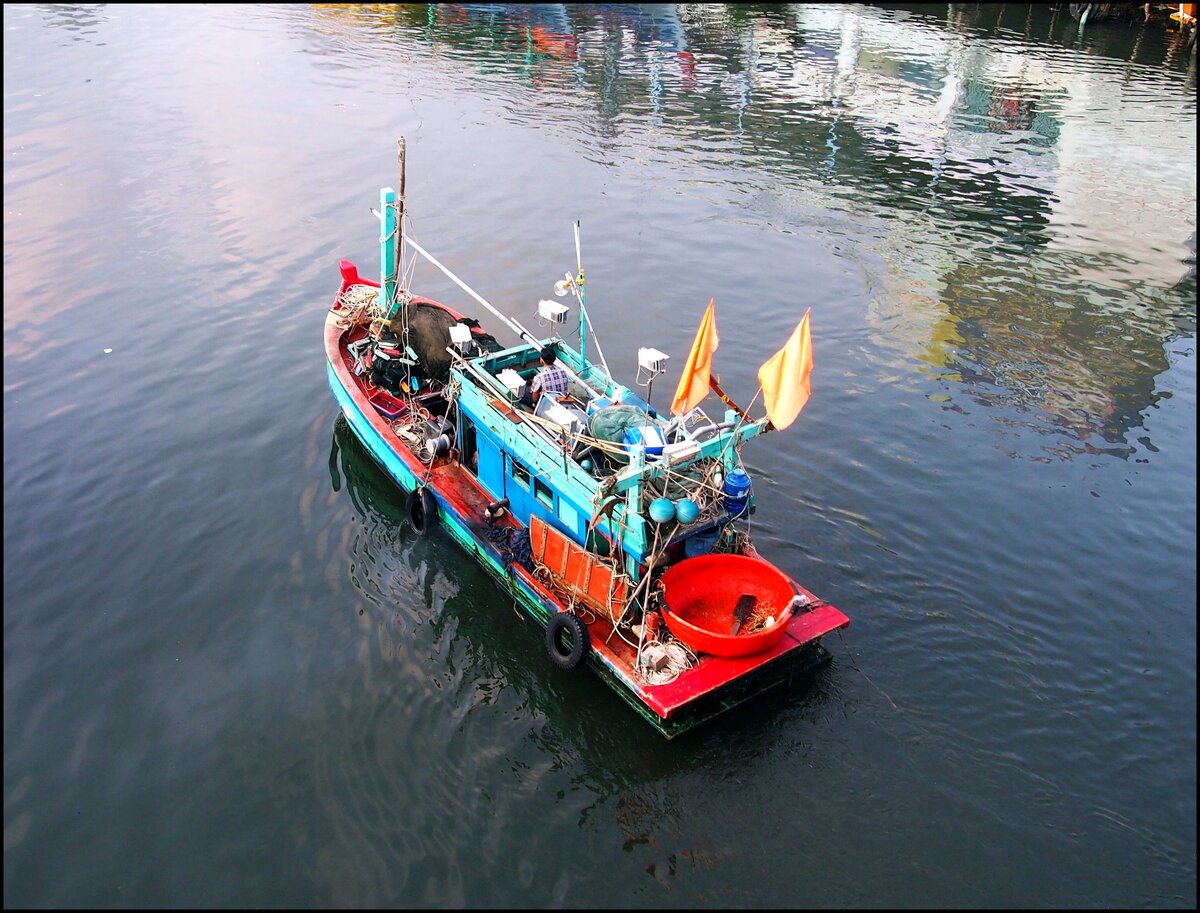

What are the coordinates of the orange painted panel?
(530, 516, 628, 614)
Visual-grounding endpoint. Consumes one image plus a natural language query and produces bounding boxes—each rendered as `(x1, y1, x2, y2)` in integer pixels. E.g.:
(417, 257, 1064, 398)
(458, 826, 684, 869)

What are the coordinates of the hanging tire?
(407, 486, 437, 536)
(545, 612, 590, 670)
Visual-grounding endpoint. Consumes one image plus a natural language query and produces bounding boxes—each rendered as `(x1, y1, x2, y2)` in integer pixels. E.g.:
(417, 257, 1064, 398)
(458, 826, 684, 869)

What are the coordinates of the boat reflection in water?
(312, 2, 1195, 464)
(328, 410, 566, 720)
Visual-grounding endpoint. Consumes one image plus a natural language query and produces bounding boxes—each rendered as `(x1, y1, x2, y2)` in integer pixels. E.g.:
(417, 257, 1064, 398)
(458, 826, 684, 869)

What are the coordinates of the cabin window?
(534, 476, 554, 509)
(460, 417, 478, 475)
(510, 457, 530, 490)
(558, 500, 579, 532)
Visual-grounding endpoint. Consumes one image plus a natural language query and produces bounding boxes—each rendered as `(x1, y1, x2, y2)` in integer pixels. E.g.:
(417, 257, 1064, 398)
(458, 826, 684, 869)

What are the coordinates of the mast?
(395, 137, 406, 296)
(381, 138, 407, 324)
(570, 222, 611, 379)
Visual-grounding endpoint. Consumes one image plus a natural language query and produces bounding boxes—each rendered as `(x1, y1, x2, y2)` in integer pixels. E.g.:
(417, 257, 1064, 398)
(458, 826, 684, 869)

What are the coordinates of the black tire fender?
(545, 612, 590, 670)
(407, 486, 437, 536)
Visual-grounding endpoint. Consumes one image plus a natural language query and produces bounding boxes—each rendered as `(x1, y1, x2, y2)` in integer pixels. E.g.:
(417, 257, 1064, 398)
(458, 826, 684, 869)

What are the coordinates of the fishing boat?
(324, 139, 849, 738)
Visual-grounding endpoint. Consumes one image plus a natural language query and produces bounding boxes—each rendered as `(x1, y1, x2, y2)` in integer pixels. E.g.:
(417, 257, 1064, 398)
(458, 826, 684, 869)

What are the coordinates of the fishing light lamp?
(497, 368, 525, 399)
(449, 322, 475, 354)
(538, 299, 570, 324)
(638, 347, 669, 373)
(636, 348, 670, 406)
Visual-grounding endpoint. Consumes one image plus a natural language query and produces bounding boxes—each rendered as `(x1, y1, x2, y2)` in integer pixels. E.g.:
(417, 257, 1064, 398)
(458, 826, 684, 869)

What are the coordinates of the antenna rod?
(574, 220, 587, 367)
(380, 137, 408, 322)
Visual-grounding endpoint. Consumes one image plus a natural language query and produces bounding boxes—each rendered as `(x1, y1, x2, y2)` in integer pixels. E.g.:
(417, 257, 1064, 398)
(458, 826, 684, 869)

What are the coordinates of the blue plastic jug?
(722, 468, 751, 516)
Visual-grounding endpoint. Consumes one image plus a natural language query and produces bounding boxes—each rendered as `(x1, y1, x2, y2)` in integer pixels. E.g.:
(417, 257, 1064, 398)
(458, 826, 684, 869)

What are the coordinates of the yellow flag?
(670, 298, 720, 416)
(758, 308, 813, 429)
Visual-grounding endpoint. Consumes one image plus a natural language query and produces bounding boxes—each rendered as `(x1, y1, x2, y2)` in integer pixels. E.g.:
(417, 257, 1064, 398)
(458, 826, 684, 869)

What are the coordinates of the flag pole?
(709, 374, 750, 421)
(715, 386, 766, 467)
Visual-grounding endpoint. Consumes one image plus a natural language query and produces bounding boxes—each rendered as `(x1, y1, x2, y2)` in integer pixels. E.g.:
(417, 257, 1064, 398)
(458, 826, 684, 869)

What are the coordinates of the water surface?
(4, 4, 1195, 907)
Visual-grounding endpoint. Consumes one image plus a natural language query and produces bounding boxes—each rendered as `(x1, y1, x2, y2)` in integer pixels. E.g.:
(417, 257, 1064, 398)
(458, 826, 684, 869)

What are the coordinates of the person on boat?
(521, 346, 569, 408)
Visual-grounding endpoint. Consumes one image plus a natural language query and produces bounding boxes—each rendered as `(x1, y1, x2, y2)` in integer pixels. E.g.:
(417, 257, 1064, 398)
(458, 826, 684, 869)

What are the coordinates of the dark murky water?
(4, 4, 1195, 907)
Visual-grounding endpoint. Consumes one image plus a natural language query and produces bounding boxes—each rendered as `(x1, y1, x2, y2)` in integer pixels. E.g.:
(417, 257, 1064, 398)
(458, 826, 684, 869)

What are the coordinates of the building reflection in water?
(311, 3, 1195, 458)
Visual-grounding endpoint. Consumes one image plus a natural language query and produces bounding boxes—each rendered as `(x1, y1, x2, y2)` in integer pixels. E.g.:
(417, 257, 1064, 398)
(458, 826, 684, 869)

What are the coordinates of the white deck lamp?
(636, 347, 670, 410)
(538, 299, 570, 325)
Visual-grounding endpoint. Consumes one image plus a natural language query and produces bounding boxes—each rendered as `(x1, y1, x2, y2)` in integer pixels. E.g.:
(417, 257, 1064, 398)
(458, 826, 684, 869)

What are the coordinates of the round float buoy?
(406, 486, 437, 536)
(675, 498, 700, 524)
(648, 497, 675, 524)
(545, 612, 590, 670)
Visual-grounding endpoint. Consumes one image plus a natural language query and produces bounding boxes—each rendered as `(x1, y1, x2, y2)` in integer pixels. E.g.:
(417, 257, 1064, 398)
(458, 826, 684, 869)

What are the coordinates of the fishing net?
(402, 304, 502, 382)
(485, 524, 535, 572)
(586, 405, 652, 464)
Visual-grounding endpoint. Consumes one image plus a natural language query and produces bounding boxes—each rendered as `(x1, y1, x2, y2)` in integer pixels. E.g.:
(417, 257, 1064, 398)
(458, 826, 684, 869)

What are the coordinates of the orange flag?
(670, 298, 720, 416)
(758, 308, 813, 429)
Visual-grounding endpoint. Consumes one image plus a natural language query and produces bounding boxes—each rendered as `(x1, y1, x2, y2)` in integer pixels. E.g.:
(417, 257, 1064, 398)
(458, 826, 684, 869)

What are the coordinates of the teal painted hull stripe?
(328, 362, 419, 491)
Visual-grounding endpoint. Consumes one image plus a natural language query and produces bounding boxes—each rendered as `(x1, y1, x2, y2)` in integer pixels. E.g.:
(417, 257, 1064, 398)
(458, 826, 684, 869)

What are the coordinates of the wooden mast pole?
(381, 138, 407, 328)
(395, 137, 406, 290)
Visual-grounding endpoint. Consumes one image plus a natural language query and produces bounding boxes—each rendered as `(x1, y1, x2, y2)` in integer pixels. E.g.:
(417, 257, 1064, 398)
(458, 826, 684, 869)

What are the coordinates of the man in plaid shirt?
(522, 346, 569, 407)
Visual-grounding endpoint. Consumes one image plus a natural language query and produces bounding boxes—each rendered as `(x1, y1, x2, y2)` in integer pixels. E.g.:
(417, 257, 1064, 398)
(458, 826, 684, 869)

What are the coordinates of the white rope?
(636, 637, 697, 686)
(334, 284, 386, 329)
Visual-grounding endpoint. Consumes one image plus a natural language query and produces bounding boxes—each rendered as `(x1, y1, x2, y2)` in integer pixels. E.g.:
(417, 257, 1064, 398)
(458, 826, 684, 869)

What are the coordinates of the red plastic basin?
(658, 553, 795, 657)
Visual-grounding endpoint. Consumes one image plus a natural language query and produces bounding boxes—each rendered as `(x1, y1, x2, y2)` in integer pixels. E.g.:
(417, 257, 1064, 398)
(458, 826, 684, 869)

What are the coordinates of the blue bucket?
(683, 524, 721, 558)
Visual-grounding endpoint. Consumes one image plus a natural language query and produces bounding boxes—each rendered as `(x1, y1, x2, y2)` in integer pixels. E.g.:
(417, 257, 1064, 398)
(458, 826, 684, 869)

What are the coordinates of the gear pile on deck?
(325, 139, 849, 737)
